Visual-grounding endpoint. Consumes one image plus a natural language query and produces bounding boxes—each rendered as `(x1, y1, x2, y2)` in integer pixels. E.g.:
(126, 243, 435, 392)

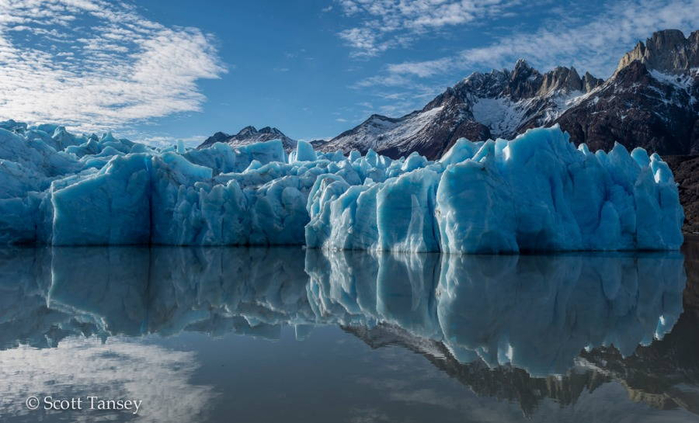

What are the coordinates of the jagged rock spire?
(616, 29, 699, 74)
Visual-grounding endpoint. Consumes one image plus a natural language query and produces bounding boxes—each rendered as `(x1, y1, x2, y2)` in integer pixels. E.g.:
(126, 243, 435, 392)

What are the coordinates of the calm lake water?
(1, 241, 698, 423)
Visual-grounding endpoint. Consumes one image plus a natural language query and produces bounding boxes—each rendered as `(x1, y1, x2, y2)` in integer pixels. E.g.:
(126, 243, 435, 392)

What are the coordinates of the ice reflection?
(0, 246, 691, 417)
(307, 250, 685, 376)
(0, 247, 686, 374)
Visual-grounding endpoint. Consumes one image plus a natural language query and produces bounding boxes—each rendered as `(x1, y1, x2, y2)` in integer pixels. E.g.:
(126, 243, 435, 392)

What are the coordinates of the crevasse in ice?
(0, 120, 684, 252)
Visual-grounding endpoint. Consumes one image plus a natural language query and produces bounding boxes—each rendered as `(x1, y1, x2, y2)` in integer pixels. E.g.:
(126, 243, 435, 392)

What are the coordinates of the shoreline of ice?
(0, 120, 684, 252)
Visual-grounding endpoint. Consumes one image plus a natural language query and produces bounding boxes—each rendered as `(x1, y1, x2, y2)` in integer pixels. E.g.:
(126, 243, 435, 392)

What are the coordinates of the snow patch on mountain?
(382, 106, 444, 145)
(471, 98, 526, 138)
(649, 69, 695, 91)
(326, 106, 445, 153)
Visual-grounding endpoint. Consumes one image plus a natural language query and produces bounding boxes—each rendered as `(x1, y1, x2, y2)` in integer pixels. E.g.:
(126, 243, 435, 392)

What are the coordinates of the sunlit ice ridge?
(0, 120, 684, 253)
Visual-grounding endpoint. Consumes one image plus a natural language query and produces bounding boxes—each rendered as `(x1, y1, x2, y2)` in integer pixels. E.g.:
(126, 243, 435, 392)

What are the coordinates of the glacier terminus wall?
(0, 121, 684, 253)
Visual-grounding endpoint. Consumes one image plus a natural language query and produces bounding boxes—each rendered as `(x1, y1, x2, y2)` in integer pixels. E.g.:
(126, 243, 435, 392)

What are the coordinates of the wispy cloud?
(0, 0, 226, 133)
(335, 0, 525, 58)
(349, 78, 445, 118)
(366, 0, 699, 84)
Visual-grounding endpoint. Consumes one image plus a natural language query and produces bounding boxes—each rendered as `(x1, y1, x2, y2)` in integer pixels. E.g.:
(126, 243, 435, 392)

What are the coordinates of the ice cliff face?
(306, 127, 684, 252)
(0, 121, 684, 252)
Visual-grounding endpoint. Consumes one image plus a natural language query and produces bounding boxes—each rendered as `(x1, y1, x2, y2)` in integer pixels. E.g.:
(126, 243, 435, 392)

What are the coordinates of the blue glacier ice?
(0, 122, 684, 251)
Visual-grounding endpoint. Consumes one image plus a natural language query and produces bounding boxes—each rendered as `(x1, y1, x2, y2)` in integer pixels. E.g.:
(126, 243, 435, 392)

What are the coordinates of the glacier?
(0, 120, 684, 252)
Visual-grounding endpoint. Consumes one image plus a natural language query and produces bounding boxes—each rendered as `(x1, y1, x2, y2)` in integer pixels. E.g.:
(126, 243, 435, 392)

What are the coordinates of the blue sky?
(0, 0, 698, 146)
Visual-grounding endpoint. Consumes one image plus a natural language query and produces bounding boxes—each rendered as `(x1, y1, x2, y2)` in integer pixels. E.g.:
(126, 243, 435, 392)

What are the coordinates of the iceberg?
(0, 122, 684, 252)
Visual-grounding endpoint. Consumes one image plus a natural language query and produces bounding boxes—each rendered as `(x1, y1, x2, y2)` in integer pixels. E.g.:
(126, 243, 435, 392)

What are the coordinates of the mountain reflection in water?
(0, 245, 696, 420)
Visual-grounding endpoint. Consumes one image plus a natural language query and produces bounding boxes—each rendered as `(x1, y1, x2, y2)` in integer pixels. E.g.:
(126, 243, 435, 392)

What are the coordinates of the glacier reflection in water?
(0, 246, 686, 379)
(307, 249, 686, 376)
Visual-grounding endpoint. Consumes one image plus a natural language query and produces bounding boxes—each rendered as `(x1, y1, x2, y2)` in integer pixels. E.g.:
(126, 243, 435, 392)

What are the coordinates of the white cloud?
(372, 0, 699, 82)
(0, 338, 217, 423)
(338, 27, 388, 58)
(0, 0, 226, 134)
(335, 0, 523, 57)
(386, 58, 452, 78)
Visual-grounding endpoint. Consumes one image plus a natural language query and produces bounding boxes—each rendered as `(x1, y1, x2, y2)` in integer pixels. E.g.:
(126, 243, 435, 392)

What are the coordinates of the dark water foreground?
(0, 242, 698, 423)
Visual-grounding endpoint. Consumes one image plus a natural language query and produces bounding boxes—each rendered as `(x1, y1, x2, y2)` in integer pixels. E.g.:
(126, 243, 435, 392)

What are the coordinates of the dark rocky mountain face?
(666, 155, 699, 233)
(319, 58, 607, 159)
(555, 55, 699, 156)
(200, 29, 696, 160)
(617, 29, 699, 74)
(200, 29, 696, 161)
(198, 125, 297, 151)
(319, 29, 698, 161)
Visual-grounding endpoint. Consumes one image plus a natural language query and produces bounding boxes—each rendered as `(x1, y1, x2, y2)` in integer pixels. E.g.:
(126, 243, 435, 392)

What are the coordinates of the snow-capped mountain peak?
(320, 57, 605, 158)
(198, 125, 297, 151)
(199, 30, 697, 161)
(319, 29, 697, 160)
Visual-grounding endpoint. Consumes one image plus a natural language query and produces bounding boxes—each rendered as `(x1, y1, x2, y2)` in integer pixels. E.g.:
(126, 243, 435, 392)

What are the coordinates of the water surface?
(0, 243, 697, 422)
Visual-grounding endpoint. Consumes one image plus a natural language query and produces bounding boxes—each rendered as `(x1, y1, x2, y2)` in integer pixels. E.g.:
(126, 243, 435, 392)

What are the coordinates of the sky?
(0, 0, 698, 147)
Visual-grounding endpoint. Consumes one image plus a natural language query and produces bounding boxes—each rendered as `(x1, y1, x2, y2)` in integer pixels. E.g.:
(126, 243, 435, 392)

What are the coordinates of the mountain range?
(322, 29, 698, 159)
(198, 29, 699, 231)
(198, 125, 298, 151)
(200, 29, 698, 159)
